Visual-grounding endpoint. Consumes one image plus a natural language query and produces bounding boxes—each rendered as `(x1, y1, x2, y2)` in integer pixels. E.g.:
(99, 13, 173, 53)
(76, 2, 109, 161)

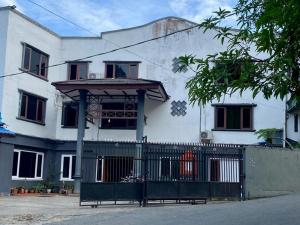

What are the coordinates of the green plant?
(33, 183, 46, 193)
(255, 128, 279, 143)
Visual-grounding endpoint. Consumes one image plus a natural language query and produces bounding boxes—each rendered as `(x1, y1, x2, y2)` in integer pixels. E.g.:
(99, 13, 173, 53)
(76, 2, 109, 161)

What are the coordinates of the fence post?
(142, 141, 148, 207)
(239, 147, 246, 201)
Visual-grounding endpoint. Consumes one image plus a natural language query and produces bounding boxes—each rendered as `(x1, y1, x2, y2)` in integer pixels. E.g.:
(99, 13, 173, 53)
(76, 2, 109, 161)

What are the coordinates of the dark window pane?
(23, 47, 31, 70)
(106, 64, 113, 78)
(12, 152, 19, 176)
(161, 158, 170, 178)
(40, 55, 48, 77)
(210, 159, 220, 181)
(295, 114, 298, 132)
(115, 64, 128, 78)
(96, 158, 102, 181)
(20, 95, 27, 117)
(19, 152, 36, 178)
(79, 64, 88, 79)
(63, 104, 78, 127)
(36, 155, 42, 177)
(226, 106, 241, 129)
(70, 64, 78, 80)
(27, 95, 38, 120)
(37, 100, 44, 122)
(62, 157, 70, 178)
(30, 49, 41, 75)
(242, 108, 251, 129)
(216, 108, 225, 128)
(71, 156, 76, 178)
(128, 65, 138, 78)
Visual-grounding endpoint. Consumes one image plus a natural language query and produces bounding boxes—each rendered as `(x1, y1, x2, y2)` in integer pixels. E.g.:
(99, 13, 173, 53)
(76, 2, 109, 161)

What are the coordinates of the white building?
(0, 6, 287, 195)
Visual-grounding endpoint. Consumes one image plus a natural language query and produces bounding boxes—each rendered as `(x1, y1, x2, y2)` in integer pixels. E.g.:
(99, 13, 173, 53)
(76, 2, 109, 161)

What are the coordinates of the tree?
(178, 0, 300, 105)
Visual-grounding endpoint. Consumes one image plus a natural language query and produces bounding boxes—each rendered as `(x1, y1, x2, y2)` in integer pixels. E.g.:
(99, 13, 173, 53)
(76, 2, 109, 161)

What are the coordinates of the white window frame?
(12, 149, 44, 180)
(60, 154, 76, 181)
(159, 157, 172, 180)
(95, 156, 104, 182)
(208, 158, 240, 183)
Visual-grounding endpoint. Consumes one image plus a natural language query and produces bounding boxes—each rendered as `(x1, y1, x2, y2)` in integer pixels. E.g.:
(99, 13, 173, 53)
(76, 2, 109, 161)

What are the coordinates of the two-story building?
(0, 6, 286, 195)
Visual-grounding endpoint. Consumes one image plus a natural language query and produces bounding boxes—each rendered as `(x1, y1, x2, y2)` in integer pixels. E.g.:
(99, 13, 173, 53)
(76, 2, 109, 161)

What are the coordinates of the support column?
(74, 90, 87, 194)
(135, 90, 145, 178)
(136, 90, 146, 141)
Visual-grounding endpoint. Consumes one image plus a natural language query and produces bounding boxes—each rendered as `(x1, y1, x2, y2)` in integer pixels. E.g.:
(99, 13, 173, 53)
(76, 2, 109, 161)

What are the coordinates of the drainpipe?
(74, 90, 87, 194)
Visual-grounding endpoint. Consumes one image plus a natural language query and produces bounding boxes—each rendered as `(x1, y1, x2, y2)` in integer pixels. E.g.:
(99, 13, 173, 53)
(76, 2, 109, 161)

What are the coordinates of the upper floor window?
(19, 91, 46, 124)
(215, 61, 241, 84)
(22, 44, 49, 79)
(67, 62, 89, 80)
(61, 102, 78, 128)
(105, 62, 139, 79)
(101, 102, 137, 129)
(214, 105, 254, 130)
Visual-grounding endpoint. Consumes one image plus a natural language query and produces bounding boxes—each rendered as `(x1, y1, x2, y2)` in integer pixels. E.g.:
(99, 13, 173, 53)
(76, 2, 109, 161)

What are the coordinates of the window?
(68, 62, 88, 80)
(208, 158, 240, 183)
(12, 150, 44, 180)
(22, 44, 49, 78)
(95, 156, 104, 182)
(215, 61, 241, 84)
(105, 62, 139, 79)
(101, 102, 137, 129)
(61, 102, 78, 127)
(60, 155, 76, 181)
(294, 114, 298, 132)
(159, 157, 180, 181)
(215, 105, 253, 130)
(19, 91, 46, 124)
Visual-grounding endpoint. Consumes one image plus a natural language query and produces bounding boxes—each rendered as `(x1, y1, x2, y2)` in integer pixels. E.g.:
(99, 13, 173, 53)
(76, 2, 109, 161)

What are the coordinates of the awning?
(0, 113, 15, 138)
(52, 78, 169, 102)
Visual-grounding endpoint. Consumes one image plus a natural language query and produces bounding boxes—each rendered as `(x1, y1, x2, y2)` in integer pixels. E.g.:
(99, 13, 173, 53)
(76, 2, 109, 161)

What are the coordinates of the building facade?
(0, 6, 287, 195)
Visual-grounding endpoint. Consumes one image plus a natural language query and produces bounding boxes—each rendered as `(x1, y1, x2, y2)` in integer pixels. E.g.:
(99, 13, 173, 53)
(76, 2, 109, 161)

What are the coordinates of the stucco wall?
(287, 110, 300, 142)
(244, 146, 300, 199)
(0, 9, 9, 112)
(0, 142, 14, 195)
(2, 9, 61, 139)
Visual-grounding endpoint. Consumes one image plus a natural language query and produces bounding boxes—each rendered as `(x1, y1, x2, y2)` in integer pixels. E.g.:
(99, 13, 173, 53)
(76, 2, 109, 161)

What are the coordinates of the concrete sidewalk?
(0, 195, 135, 224)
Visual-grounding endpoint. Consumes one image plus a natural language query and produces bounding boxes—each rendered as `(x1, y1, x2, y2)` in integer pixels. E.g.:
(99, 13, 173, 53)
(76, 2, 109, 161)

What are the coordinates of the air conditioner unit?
(88, 73, 97, 79)
(200, 131, 213, 143)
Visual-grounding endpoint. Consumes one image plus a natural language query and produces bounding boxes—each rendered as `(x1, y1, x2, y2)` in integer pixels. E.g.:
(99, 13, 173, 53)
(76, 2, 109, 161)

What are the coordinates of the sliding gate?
(80, 141, 244, 206)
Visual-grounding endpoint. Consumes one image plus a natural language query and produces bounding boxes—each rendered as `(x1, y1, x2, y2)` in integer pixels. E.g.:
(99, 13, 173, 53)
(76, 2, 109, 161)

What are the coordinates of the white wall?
(287, 110, 300, 142)
(0, 9, 9, 114)
(0, 9, 286, 144)
(1, 9, 61, 139)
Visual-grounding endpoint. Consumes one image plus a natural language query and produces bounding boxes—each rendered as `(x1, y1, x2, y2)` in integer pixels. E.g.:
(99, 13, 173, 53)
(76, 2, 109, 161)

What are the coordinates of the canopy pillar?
(74, 90, 87, 194)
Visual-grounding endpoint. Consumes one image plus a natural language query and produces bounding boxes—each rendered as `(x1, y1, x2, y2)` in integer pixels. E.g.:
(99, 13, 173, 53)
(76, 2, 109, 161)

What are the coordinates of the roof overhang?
(52, 78, 169, 102)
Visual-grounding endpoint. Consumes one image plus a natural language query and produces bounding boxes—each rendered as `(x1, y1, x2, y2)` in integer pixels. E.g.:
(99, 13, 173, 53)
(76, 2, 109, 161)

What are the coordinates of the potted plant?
(11, 187, 18, 195)
(18, 186, 25, 194)
(255, 128, 280, 145)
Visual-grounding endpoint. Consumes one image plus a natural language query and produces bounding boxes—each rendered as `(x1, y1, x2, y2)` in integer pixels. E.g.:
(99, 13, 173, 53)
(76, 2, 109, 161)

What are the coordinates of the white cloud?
(169, 0, 235, 25)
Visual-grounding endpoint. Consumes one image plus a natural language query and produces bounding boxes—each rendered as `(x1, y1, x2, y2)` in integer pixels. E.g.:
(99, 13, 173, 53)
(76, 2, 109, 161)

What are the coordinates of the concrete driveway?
(0, 194, 299, 225)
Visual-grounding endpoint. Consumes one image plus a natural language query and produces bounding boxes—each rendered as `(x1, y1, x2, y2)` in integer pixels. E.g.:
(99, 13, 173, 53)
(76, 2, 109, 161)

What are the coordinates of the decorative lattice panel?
(171, 100, 187, 116)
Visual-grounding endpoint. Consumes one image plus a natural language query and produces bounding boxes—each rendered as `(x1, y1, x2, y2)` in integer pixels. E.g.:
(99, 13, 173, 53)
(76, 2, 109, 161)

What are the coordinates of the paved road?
(49, 194, 300, 225)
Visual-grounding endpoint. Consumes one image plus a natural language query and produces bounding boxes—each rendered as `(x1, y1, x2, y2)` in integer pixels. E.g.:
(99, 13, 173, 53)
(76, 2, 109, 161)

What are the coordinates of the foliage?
(255, 128, 279, 142)
(178, 0, 300, 105)
(33, 183, 46, 193)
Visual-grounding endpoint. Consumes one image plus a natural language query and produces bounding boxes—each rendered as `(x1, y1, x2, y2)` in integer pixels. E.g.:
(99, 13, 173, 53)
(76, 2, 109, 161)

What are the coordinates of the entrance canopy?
(52, 78, 169, 102)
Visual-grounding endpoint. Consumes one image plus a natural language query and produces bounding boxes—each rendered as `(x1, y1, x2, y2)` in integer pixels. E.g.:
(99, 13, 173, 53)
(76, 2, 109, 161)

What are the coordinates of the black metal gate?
(80, 141, 244, 206)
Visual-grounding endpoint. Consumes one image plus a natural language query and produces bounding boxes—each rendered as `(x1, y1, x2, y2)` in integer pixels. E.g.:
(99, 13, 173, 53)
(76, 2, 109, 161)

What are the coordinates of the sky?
(0, 0, 236, 36)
